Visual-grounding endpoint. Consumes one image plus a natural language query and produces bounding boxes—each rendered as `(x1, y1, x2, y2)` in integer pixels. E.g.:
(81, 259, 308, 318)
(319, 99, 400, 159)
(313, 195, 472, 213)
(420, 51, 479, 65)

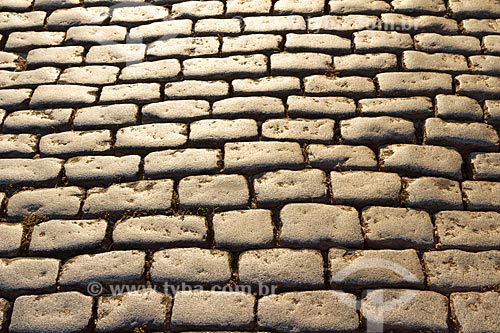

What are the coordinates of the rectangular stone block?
(0, 67, 60, 88)
(402, 51, 468, 73)
(222, 34, 281, 55)
(100, 83, 161, 103)
(469, 152, 500, 180)
(145, 149, 221, 178)
(0, 258, 60, 296)
(232, 76, 301, 97)
(354, 30, 413, 53)
(306, 144, 377, 171)
(66, 25, 127, 45)
(381, 13, 458, 34)
(143, 100, 210, 123)
(463, 181, 500, 212)
(0, 158, 63, 188)
(0, 134, 37, 158)
(403, 176, 463, 212)
(262, 118, 335, 143)
(456, 74, 500, 99)
(86, 44, 146, 64)
(334, 53, 398, 76)
(0, 12, 46, 31)
(285, 33, 351, 54)
(304, 75, 376, 98)
(40, 130, 113, 158)
(287, 96, 356, 119)
(47, 7, 109, 27)
(0, 223, 22, 257)
(359, 97, 433, 119)
(165, 80, 229, 100)
(59, 66, 120, 85)
(243, 15, 306, 33)
(271, 52, 332, 75)
(415, 33, 481, 55)
(189, 119, 258, 144)
(119, 59, 181, 82)
(435, 94, 483, 121)
(308, 15, 380, 34)
(3, 108, 72, 134)
(376, 72, 453, 97)
(30, 84, 98, 108)
(147, 37, 219, 58)
(115, 123, 188, 153)
(212, 97, 284, 119)
(73, 104, 137, 130)
(183, 55, 268, 79)
(451, 292, 500, 333)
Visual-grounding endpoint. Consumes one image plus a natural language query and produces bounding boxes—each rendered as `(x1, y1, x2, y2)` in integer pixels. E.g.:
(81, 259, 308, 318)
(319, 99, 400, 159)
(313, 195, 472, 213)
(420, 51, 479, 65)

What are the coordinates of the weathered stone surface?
(304, 75, 376, 98)
(148, 37, 219, 58)
(0, 51, 20, 70)
(448, 0, 500, 19)
(288, 96, 356, 119)
(73, 104, 137, 130)
(171, 0, 224, 18)
(391, 0, 446, 14)
(275, 0, 324, 14)
(307, 144, 377, 170)
(143, 100, 210, 123)
(119, 59, 181, 82)
(451, 292, 500, 333)
(359, 97, 433, 119)
(83, 180, 174, 217)
(145, 149, 221, 178)
(184, 55, 267, 79)
(0, 67, 60, 88)
(0, 12, 46, 31)
(354, 30, 413, 53)
(0, 298, 9, 331)
(222, 34, 281, 55)
(5, 31, 65, 50)
(381, 13, 458, 34)
(178, 174, 249, 209)
(362, 206, 434, 249)
(414, 33, 481, 55)
(86, 44, 146, 64)
(151, 248, 231, 286)
(59, 250, 145, 289)
(435, 94, 483, 121)
(238, 248, 324, 291)
(0, 89, 32, 108)
(334, 53, 398, 75)
(308, 15, 380, 34)
(271, 52, 331, 75)
(469, 152, 500, 180)
(286, 33, 351, 54)
(330, 171, 402, 207)
(30, 219, 107, 255)
(59, 66, 119, 85)
(0, 158, 63, 187)
(100, 83, 161, 103)
(232, 76, 301, 97)
(213, 209, 274, 249)
(212, 97, 284, 119)
(484, 35, 500, 55)
(377, 72, 453, 97)
(258, 290, 359, 332)
(30, 84, 98, 108)
(10, 292, 93, 333)
(171, 291, 255, 330)
(469, 55, 500, 75)
(403, 177, 463, 212)
(361, 289, 449, 332)
(463, 181, 500, 212)
(0, 258, 60, 296)
(96, 289, 171, 332)
(47, 7, 109, 27)
(165, 80, 229, 100)
(379, 144, 463, 180)
(280, 203, 363, 249)
(110, 5, 169, 24)
(456, 74, 500, 99)
(40, 130, 112, 158)
(402, 51, 468, 73)
(243, 15, 306, 33)
(66, 25, 127, 45)
(195, 18, 241, 35)
(329, 248, 425, 288)
(7, 186, 84, 220)
(485, 100, 500, 125)
(129, 20, 192, 42)
(262, 118, 335, 143)
(329, 0, 391, 14)
(189, 119, 258, 143)
(115, 123, 188, 152)
(113, 215, 207, 249)
(254, 169, 329, 205)
(424, 249, 500, 292)
(0, 223, 22, 257)
(226, 0, 271, 15)
(27, 46, 84, 66)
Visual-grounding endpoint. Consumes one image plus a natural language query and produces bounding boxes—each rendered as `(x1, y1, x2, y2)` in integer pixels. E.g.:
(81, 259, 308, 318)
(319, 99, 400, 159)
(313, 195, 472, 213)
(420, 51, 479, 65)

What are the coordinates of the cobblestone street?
(1, 0, 500, 332)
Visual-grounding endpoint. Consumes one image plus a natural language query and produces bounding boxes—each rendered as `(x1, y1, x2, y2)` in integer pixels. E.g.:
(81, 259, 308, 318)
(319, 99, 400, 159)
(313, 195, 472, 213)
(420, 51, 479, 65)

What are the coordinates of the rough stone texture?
(47, 7, 109, 27)
(456, 74, 500, 99)
(243, 15, 306, 33)
(233, 76, 301, 97)
(334, 53, 398, 75)
(0, 298, 9, 331)
(30, 84, 98, 108)
(145, 149, 221, 178)
(286, 33, 351, 54)
(64, 155, 140, 185)
(485, 100, 500, 126)
(66, 25, 127, 45)
(184, 55, 267, 79)
(306, 144, 377, 171)
(148, 37, 219, 58)
(402, 51, 468, 73)
(0, 67, 60, 89)
(0, 258, 60, 296)
(415, 33, 481, 55)
(165, 80, 229, 100)
(40, 130, 113, 158)
(435, 94, 484, 121)
(6, 31, 65, 51)
(280, 203, 363, 249)
(129, 20, 193, 42)
(119, 59, 181, 82)
(189, 119, 258, 143)
(86, 44, 146, 65)
(262, 118, 335, 143)
(59, 66, 119, 85)
(451, 292, 500, 333)
(463, 181, 500, 212)
(143, 100, 210, 123)
(0, 223, 22, 257)
(469, 152, 500, 180)
(9, 292, 93, 333)
(0, 89, 32, 108)
(354, 30, 413, 53)
(362, 207, 434, 249)
(73, 104, 137, 130)
(377, 72, 453, 97)
(3, 108, 72, 134)
(115, 123, 188, 153)
(359, 97, 433, 119)
(0, 158, 63, 187)
(100, 83, 161, 103)
(271, 52, 331, 75)
(287, 96, 356, 119)
(403, 177, 463, 212)
(329, 249, 425, 288)
(304, 75, 376, 98)
(222, 34, 281, 55)
(424, 250, 500, 292)
(258, 290, 359, 332)
(212, 97, 284, 119)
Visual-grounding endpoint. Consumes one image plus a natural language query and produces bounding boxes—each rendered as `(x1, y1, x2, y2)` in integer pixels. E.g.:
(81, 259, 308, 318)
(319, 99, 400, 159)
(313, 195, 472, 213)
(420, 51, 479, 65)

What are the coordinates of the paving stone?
(377, 72, 452, 97)
(3, 108, 72, 134)
(243, 16, 307, 34)
(224, 141, 303, 173)
(484, 35, 500, 54)
(361, 289, 449, 332)
(119, 59, 181, 82)
(353, 30, 413, 53)
(341, 116, 416, 147)
(0, 223, 22, 257)
(463, 181, 500, 212)
(34, 0, 80, 9)
(380, 13, 459, 34)
(65, 155, 140, 185)
(359, 97, 433, 119)
(128, 19, 193, 42)
(100, 83, 160, 103)
(151, 248, 231, 286)
(329, 0, 391, 14)
(114, 215, 207, 249)
(116, 123, 187, 153)
(449, 0, 500, 19)
(5, 31, 65, 51)
(0, 258, 60, 296)
(73, 104, 138, 130)
(0, 67, 60, 88)
(86, 44, 146, 65)
(184, 55, 268, 79)
(270, 52, 331, 76)
(0, 51, 21, 70)
(66, 25, 127, 45)
(402, 51, 468, 73)
(30, 84, 98, 108)
(424, 118, 499, 152)
(59, 66, 120, 85)
(178, 174, 249, 209)
(238, 248, 324, 291)
(330, 171, 402, 207)
(232, 76, 301, 97)
(171, 1, 224, 18)
(171, 291, 255, 330)
(287, 96, 356, 119)
(110, 5, 169, 24)
(329, 248, 425, 288)
(40, 130, 112, 157)
(414, 33, 482, 55)
(403, 177, 463, 211)
(254, 169, 329, 205)
(29, 219, 107, 255)
(274, 0, 324, 14)
(306, 144, 377, 170)
(165, 80, 229, 100)
(0, 12, 46, 31)
(222, 35, 281, 55)
(362, 206, 434, 249)
(391, 0, 446, 14)
(304, 75, 376, 98)
(7, 187, 85, 220)
(226, 0, 271, 15)
(0, 298, 9, 331)
(308, 15, 380, 34)
(456, 74, 500, 99)
(212, 97, 284, 119)
(47, 7, 110, 27)
(10, 292, 93, 333)
(148, 37, 219, 58)
(190, 119, 258, 143)
(195, 19, 241, 35)
(262, 118, 334, 143)
(469, 152, 500, 180)
(435, 94, 484, 121)
(82, 180, 174, 217)
(258, 290, 359, 332)
(0, 158, 63, 187)
(143, 100, 210, 123)
(0, 0, 32, 11)
(280, 203, 363, 249)
(334, 53, 398, 76)
(213, 209, 274, 249)
(59, 250, 146, 289)
(485, 100, 500, 126)
(435, 211, 500, 251)
(451, 291, 500, 333)
(285, 33, 351, 54)
(0, 133, 37, 158)
(96, 289, 171, 332)
(462, 18, 500, 36)
(469, 55, 500, 75)
(145, 149, 220, 178)
(27, 46, 84, 66)
(424, 249, 500, 292)
(0, 89, 32, 109)
(380, 144, 463, 180)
